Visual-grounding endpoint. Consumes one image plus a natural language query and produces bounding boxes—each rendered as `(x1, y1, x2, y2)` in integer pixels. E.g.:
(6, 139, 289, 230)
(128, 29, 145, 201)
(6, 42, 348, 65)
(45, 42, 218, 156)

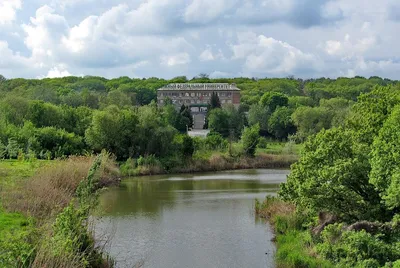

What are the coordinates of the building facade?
(157, 83, 240, 112)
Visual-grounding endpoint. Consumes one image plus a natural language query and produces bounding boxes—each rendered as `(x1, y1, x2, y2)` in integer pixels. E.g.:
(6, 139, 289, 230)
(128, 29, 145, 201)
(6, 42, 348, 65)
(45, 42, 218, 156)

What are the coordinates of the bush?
(317, 228, 400, 267)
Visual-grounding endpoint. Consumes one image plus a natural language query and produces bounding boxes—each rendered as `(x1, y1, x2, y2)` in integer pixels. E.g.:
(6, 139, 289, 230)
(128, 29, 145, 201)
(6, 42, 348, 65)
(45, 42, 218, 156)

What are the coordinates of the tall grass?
(1, 152, 120, 267)
(120, 153, 297, 177)
(255, 197, 334, 268)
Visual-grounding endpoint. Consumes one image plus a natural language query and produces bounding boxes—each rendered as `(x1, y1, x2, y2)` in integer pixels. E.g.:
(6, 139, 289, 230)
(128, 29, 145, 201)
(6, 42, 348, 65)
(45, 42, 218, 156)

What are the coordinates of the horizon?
(1, 0, 400, 79)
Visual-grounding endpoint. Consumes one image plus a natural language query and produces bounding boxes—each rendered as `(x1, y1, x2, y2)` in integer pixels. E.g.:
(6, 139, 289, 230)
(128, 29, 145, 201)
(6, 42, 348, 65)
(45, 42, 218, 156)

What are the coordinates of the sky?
(1, 0, 400, 79)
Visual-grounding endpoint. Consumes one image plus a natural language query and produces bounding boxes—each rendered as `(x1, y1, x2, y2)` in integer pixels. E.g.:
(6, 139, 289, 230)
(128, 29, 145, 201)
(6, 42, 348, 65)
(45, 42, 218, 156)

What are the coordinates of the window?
(191, 93, 195, 97)
(227, 100, 232, 104)
(185, 92, 189, 97)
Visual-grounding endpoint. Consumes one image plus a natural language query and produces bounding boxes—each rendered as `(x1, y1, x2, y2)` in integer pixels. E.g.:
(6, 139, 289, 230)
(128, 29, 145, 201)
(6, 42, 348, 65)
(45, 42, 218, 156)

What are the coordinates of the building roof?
(158, 83, 240, 91)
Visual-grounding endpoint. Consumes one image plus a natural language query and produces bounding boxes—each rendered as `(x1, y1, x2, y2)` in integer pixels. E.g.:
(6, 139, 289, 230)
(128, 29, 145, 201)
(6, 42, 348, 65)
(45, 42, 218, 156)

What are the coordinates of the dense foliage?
(0, 74, 397, 164)
(279, 83, 400, 267)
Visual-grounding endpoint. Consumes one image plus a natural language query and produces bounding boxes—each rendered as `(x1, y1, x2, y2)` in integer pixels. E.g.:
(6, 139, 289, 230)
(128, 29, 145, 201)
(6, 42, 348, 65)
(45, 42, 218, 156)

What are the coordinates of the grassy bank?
(256, 197, 400, 268)
(120, 152, 298, 177)
(0, 153, 120, 267)
(255, 197, 334, 268)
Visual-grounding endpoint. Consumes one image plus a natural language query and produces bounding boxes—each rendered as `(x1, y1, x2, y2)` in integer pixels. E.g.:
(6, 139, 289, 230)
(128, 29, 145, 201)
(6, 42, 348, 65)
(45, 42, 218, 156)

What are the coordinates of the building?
(157, 83, 241, 113)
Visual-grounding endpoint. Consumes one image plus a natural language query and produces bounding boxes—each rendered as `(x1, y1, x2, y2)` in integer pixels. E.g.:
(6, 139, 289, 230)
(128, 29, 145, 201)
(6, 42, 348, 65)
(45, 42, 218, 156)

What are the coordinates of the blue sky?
(1, 0, 400, 79)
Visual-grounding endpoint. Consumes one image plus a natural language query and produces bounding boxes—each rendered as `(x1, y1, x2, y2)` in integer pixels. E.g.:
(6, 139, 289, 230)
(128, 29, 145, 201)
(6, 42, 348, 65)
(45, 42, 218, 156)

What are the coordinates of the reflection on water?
(93, 169, 289, 268)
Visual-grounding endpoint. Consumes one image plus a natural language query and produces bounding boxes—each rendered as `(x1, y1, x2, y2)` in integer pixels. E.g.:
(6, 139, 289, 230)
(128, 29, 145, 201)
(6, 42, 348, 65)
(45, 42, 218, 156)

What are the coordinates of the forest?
(0, 74, 396, 169)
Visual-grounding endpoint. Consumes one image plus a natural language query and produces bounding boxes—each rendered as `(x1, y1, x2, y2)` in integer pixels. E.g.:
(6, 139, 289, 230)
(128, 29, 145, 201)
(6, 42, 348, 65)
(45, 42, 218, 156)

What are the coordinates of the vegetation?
(0, 153, 119, 267)
(257, 83, 400, 267)
(1, 74, 399, 266)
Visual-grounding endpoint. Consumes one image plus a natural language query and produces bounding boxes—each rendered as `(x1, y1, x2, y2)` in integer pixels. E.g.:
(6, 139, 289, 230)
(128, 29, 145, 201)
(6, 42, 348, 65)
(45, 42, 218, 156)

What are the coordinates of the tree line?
(0, 74, 397, 164)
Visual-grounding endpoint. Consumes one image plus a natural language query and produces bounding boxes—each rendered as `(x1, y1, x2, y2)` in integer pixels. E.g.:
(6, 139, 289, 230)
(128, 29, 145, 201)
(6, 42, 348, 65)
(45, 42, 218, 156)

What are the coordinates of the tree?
(248, 104, 270, 135)
(291, 106, 333, 141)
(208, 108, 230, 137)
(0, 141, 6, 159)
(370, 105, 400, 210)
(259, 92, 289, 113)
(210, 92, 221, 109)
(208, 106, 244, 139)
(6, 138, 19, 159)
(241, 124, 260, 157)
(85, 106, 139, 159)
(182, 135, 194, 157)
(180, 105, 193, 128)
(268, 107, 296, 140)
(0, 74, 6, 82)
(280, 128, 384, 222)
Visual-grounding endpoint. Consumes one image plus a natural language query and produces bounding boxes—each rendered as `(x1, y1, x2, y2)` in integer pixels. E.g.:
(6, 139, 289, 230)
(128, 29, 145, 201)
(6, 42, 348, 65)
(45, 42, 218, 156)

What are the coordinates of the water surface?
(93, 169, 289, 268)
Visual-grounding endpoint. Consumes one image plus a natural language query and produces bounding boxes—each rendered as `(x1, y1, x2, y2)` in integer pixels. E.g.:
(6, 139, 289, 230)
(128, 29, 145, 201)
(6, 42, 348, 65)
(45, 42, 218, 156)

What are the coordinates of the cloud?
(235, 0, 343, 28)
(184, 0, 236, 25)
(0, 0, 22, 25)
(199, 49, 215, 61)
(45, 66, 72, 78)
(161, 53, 191, 66)
(0, 40, 27, 68)
(388, 2, 400, 21)
(22, 5, 69, 67)
(324, 33, 376, 58)
(1, 0, 400, 79)
(231, 32, 320, 76)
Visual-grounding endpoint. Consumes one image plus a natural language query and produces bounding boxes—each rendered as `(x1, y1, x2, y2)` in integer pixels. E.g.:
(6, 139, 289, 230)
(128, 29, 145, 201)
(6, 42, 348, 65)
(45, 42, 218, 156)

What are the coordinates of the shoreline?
(122, 153, 297, 177)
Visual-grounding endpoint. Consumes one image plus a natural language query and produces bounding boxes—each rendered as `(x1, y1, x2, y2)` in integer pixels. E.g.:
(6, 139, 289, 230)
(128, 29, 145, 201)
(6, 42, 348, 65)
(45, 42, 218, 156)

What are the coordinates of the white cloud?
(161, 53, 191, 66)
(324, 33, 376, 58)
(0, 0, 399, 79)
(0, 40, 27, 68)
(232, 32, 319, 76)
(22, 5, 68, 68)
(0, 0, 21, 25)
(45, 66, 71, 78)
(199, 49, 214, 61)
(184, 0, 235, 24)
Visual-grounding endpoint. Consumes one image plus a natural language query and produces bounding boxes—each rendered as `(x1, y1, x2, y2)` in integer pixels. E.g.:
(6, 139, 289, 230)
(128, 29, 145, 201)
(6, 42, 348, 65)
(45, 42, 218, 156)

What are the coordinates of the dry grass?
(3, 157, 92, 220)
(2, 154, 120, 221)
(255, 197, 296, 224)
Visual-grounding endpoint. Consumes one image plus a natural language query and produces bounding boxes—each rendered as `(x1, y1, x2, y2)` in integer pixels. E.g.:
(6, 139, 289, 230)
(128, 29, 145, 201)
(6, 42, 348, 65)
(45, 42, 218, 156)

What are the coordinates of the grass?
(0, 154, 120, 267)
(255, 197, 334, 268)
(256, 141, 303, 155)
(120, 151, 298, 177)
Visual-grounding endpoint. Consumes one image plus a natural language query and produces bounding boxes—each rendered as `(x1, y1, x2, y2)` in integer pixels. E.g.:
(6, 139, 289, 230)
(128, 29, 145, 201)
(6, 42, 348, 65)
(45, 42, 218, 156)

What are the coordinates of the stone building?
(157, 83, 241, 112)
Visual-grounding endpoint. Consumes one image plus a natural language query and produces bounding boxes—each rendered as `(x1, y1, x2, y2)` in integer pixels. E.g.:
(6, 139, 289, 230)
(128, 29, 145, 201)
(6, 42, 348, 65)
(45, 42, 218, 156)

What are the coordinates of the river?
(93, 169, 289, 268)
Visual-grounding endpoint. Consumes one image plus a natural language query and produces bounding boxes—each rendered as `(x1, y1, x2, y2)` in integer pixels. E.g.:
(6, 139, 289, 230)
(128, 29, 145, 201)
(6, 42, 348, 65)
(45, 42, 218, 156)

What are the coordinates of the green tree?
(210, 92, 221, 109)
(208, 108, 230, 137)
(180, 105, 193, 128)
(241, 124, 260, 157)
(0, 141, 6, 159)
(370, 105, 400, 210)
(280, 128, 384, 222)
(208, 105, 244, 139)
(182, 135, 194, 157)
(259, 92, 289, 113)
(6, 138, 19, 159)
(248, 104, 270, 134)
(85, 106, 139, 159)
(291, 106, 333, 141)
(268, 107, 296, 140)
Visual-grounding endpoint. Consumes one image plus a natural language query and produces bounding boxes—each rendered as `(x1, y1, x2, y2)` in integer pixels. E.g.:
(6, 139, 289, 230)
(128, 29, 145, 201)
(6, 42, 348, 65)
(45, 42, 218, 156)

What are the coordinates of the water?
(93, 169, 289, 268)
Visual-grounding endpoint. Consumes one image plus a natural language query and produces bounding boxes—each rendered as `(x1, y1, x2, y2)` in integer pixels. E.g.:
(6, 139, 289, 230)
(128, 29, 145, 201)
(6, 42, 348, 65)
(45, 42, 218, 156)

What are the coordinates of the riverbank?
(120, 152, 298, 177)
(0, 153, 120, 267)
(255, 197, 334, 268)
